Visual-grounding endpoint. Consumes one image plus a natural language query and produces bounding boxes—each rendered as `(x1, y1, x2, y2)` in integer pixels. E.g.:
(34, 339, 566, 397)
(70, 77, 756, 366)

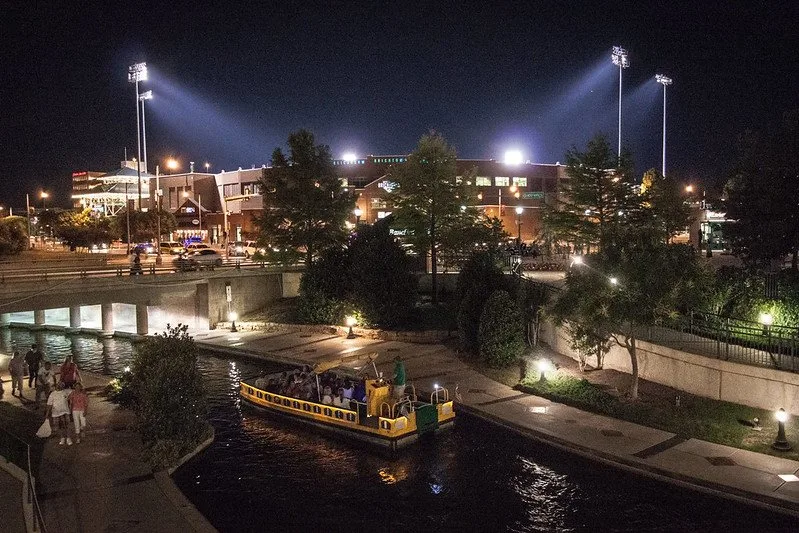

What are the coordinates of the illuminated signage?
(72, 171, 88, 177)
(522, 192, 544, 200)
(378, 181, 397, 192)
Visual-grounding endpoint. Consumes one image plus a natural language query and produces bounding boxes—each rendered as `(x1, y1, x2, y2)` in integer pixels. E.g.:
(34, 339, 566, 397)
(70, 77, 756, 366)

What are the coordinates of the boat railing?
(380, 397, 414, 419)
(430, 386, 450, 404)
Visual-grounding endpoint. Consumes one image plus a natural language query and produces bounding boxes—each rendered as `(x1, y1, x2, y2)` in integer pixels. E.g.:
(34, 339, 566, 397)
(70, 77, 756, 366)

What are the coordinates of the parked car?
(133, 242, 155, 255)
(160, 242, 186, 255)
(228, 240, 264, 258)
(173, 249, 223, 271)
(185, 243, 211, 253)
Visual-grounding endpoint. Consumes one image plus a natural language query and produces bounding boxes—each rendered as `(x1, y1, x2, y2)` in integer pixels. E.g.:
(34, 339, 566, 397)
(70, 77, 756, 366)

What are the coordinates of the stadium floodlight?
(128, 62, 148, 209)
(611, 47, 629, 158)
(655, 75, 673, 176)
(504, 150, 523, 165)
(342, 153, 357, 163)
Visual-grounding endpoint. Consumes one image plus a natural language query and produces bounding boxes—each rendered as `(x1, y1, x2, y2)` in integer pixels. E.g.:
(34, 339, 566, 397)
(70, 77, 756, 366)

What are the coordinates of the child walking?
(68, 382, 89, 443)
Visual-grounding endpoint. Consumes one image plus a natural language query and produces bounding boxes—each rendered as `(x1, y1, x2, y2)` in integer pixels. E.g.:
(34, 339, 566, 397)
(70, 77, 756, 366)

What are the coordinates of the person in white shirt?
(36, 361, 57, 406)
(332, 389, 351, 410)
(46, 382, 73, 445)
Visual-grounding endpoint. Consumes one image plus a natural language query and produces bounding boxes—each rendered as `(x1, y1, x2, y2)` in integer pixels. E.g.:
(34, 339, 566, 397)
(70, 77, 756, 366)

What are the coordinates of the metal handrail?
(0, 424, 47, 532)
(430, 386, 449, 404)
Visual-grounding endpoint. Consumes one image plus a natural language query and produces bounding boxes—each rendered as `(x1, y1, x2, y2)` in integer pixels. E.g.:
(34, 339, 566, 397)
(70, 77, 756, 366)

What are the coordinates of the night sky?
(3, 1, 797, 208)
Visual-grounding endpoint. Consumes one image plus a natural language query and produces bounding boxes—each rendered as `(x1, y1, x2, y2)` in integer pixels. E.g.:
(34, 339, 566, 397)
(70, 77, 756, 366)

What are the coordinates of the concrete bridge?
(0, 268, 301, 337)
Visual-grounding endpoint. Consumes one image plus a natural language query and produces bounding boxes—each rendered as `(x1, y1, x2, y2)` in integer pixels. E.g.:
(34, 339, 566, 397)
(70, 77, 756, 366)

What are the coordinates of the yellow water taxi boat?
(239, 371, 455, 450)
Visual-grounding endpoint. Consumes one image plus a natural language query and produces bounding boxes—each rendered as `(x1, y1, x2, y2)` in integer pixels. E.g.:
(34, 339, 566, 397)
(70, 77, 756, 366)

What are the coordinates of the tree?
(385, 132, 483, 304)
(256, 130, 353, 265)
(456, 251, 507, 353)
(724, 111, 799, 270)
(478, 290, 525, 368)
(55, 209, 118, 251)
(641, 169, 694, 244)
(0, 216, 29, 255)
(544, 134, 636, 255)
(349, 218, 417, 326)
(111, 209, 176, 244)
(549, 243, 710, 399)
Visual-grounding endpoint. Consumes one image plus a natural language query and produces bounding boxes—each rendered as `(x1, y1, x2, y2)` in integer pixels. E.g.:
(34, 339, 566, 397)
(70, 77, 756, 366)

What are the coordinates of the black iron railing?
(0, 424, 47, 532)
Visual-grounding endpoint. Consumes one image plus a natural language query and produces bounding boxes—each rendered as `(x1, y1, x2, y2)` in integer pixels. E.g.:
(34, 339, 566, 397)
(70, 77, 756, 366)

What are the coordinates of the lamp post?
(128, 62, 148, 210)
(138, 90, 153, 176)
(155, 165, 163, 265)
(204, 162, 210, 173)
(515, 206, 523, 246)
(611, 46, 630, 158)
(198, 193, 203, 242)
(773, 408, 792, 451)
(25, 194, 32, 249)
(353, 207, 362, 226)
(655, 74, 673, 176)
(346, 316, 357, 339)
(40, 191, 48, 210)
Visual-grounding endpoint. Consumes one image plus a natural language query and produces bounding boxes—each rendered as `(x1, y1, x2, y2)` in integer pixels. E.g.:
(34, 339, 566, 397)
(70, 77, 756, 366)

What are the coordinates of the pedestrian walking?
(46, 382, 73, 445)
(25, 343, 44, 389)
(68, 382, 88, 443)
(59, 356, 80, 388)
(36, 361, 57, 407)
(9, 351, 26, 396)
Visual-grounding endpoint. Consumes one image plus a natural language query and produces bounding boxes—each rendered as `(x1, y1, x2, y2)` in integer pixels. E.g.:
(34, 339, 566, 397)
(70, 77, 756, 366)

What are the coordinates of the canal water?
(7, 329, 795, 532)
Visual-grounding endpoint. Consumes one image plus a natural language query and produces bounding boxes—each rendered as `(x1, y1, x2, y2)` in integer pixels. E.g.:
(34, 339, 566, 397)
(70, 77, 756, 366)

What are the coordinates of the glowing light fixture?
(167, 158, 179, 171)
(773, 408, 792, 451)
(128, 62, 148, 209)
(685, 185, 694, 193)
(504, 150, 523, 165)
(345, 315, 357, 339)
(536, 359, 553, 381)
(571, 255, 583, 266)
(228, 311, 238, 332)
(611, 46, 629, 158)
(760, 312, 774, 327)
(655, 74, 673, 176)
(609, 277, 619, 285)
(342, 153, 357, 162)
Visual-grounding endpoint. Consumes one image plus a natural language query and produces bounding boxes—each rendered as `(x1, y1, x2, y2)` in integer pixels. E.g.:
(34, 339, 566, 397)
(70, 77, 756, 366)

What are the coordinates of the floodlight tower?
(611, 46, 630, 159)
(128, 62, 148, 210)
(655, 74, 673, 176)
(139, 90, 153, 180)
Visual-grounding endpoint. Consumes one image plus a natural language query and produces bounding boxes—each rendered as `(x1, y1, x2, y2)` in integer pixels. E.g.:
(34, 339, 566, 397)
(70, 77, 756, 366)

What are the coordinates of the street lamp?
(228, 311, 238, 333)
(504, 150, 523, 165)
(353, 207, 363, 226)
(166, 158, 179, 173)
(611, 46, 630, 158)
(128, 62, 148, 210)
(204, 162, 210, 172)
(536, 359, 553, 382)
(655, 74, 673, 176)
(345, 316, 357, 339)
(155, 164, 163, 265)
(773, 408, 792, 451)
(40, 191, 48, 210)
(515, 206, 523, 245)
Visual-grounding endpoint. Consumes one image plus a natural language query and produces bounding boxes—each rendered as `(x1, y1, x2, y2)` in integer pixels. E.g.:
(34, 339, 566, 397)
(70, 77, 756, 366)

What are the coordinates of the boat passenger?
(342, 380, 354, 399)
(321, 385, 334, 405)
(333, 389, 351, 410)
(353, 379, 367, 403)
(254, 375, 268, 390)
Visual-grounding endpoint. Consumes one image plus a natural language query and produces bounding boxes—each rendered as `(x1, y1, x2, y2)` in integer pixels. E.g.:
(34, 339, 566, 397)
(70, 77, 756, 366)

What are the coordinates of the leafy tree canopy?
(256, 129, 353, 265)
(0, 216, 29, 255)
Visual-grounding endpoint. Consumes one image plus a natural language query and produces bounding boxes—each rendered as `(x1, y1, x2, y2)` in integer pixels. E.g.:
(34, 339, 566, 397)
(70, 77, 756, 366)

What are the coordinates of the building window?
(377, 211, 391, 219)
(476, 176, 491, 186)
(340, 178, 349, 187)
(495, 177, 510, 186)
(512, 177, 528, 187)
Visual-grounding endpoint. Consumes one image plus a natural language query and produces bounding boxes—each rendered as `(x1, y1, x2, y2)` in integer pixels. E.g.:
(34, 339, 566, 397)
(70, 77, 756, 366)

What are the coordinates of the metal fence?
(0, 424, 47, 532)
(524, 278, 799, 373)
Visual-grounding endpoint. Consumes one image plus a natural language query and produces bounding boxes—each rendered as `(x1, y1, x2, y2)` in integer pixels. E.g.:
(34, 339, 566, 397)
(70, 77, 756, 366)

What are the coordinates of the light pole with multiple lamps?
(611, 46, 630, 158)
(655, 74, 673, 176)
(515, 206, 523, 245)
(138, 90, 153, 177)
(128, 62, 148, 210)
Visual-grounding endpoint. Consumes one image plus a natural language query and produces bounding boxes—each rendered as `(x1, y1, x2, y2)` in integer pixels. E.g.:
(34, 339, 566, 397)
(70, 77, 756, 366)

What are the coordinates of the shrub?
(478, 290, 525, 367)
(130, 324, 208, 468)
(456, 252, 508, 354)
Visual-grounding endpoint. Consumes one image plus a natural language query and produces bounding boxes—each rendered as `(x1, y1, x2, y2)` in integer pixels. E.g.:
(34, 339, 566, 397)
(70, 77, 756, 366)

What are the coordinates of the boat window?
(313, 406, 321, 414)
(266, 394, 272, 402)
(292, 401, 300, 409)
(324, 408, 332, 417)
(303, 403, 311, 412)
(335, 411, 343, 419)
(247, 388, 253, 395)
(283, 399, 291, 407)
(273, 396, 281, 404)
(380, 420, 390, 430)
(256, 391, 262, 399)
(346, 413, 356, 422)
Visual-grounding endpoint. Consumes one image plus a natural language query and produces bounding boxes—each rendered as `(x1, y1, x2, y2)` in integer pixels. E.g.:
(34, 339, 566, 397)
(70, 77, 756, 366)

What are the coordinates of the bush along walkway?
(0, 372, 216, 533)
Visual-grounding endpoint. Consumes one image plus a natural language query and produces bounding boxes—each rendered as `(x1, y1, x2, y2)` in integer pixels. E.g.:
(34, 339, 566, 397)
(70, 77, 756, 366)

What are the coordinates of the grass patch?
(518, 374, 799, 461)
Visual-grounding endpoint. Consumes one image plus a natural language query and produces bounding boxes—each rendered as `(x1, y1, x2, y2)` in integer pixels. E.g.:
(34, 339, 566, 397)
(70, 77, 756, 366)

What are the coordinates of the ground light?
(537, 359, 553, 382)
(229, 311, 238, 333)
(353, 208, 362, 226)
(773, 408, 792, 451)
(760, 312, 773, 335)
(346, 316, 357, 339)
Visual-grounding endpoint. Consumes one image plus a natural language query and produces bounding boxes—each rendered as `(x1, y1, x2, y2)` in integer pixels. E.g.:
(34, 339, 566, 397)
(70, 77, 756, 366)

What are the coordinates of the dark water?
(10, 329, 796, 532)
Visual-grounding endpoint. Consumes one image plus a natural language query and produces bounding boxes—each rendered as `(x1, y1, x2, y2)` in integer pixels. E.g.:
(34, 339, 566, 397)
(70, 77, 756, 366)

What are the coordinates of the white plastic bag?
(36, 419, 52, 438)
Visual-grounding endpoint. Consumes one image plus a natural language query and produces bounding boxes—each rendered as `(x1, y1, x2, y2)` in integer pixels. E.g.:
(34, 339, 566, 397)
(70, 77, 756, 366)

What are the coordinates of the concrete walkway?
(195, 326, 799, 518)
(0, 372, 216, 533)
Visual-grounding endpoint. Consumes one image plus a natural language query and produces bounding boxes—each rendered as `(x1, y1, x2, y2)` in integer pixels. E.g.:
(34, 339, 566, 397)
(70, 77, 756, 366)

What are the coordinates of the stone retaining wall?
(540, 320, 799, 415)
